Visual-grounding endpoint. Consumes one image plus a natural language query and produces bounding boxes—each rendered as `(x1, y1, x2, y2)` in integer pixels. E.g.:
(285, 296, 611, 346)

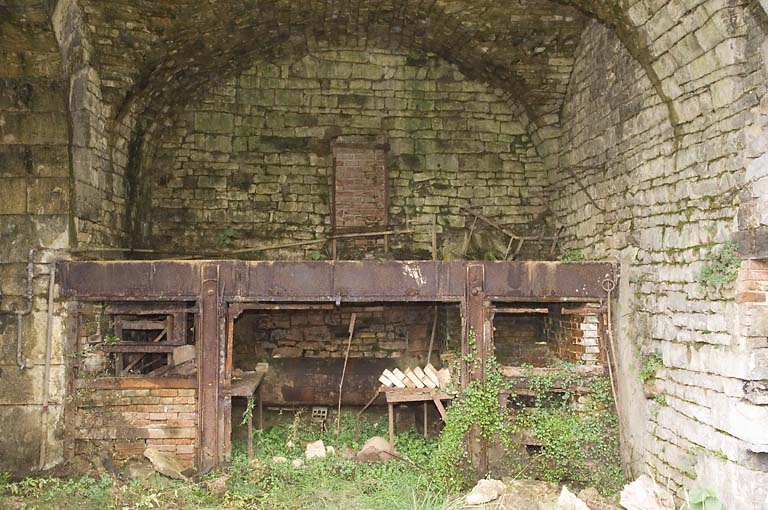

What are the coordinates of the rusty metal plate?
(239, 262, 335, 299)
(333, 261, 440, 300)
(482, 261, 616, 301)
(58, 261, 201, 299)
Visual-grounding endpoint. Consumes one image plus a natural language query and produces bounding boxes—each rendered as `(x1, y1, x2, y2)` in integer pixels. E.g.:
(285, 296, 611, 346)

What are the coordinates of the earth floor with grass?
(0, 405, 623, 509)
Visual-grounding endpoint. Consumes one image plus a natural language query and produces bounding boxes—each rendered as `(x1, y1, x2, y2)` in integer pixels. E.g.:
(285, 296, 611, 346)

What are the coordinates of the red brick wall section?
(73, 385, 197, 468)
(544, 313, 601, 364)
(736, 260, 768, 348)
(333, 144, 388, 230)
(737, 260, 768, 304)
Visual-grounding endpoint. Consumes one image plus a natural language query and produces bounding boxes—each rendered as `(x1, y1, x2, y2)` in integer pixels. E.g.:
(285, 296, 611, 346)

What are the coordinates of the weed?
(698, 241, 740, 290)
(515, 364, 624, 493)
(430, 330, 510, 492)
(215, 228, 240, 250)
(683, 487, 725, 510)
(640, 352, 664, 383)
(560, 249, 584, 263)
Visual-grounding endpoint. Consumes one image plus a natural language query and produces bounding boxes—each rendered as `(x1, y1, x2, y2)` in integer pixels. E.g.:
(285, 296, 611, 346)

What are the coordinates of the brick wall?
(72, 380, 197, 468)
(333, 142, 388, 231)
(544, 313, 600, 365)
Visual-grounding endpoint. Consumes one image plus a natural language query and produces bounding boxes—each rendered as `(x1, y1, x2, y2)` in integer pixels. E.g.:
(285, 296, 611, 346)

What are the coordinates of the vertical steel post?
(198, 264, 220, 473)
(465, 263, 489, 475)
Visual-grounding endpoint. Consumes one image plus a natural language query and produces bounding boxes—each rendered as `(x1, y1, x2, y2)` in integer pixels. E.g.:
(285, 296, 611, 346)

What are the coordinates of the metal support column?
(465, 263, 489, 475)
(198, 264, 220, 473)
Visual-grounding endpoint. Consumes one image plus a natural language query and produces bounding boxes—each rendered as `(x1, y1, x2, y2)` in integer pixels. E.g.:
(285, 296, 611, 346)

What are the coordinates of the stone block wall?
(493, 316, 551, 367)
(72, 381, 197, 468)
(233, 305, 437, 366)
(143, 47, 547, 259)
(52, 0, 130, 248)
(552, 16, 768, 506)
(0, 8, 71, 474)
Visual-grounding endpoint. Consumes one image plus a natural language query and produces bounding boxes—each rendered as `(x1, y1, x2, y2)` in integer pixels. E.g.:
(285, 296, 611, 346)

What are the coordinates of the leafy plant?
(684, 487, 725, 510)
(698, 241, 740, 289)
(215, 228, 240, 250)
(515, 364, 624, 493)
(430, 330, 511, 492)
(560, 249, 584, 263)
(640, 351, 664, 383)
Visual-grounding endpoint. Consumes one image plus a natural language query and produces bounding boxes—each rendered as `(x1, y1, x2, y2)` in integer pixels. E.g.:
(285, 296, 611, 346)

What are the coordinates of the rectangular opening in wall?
(492, 302, 603, 367)
(229, 301, 460, 444)
(74, 302, 197, 378)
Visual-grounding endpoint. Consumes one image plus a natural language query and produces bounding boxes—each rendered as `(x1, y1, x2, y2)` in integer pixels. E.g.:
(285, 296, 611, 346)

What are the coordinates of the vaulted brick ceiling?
(75, 0, 589, 128)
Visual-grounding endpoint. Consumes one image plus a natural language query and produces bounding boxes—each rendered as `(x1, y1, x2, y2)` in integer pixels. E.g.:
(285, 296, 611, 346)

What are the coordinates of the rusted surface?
(198, 264, 220, 473)
(465, 263, 489, 475)
(59, 260, 616, 302)
(58, 259, 619, 474)
(58, 261, 202, 299)
(484, 261, 616, 301)
(258, 358, 396, 406)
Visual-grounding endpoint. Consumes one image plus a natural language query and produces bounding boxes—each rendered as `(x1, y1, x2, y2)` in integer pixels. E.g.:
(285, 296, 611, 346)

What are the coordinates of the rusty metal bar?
(492, 307, 549, 314)
(198, 264, 220, 473)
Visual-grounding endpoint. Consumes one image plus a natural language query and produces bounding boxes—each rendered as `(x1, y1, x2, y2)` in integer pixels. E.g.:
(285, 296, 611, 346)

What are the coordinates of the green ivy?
(560, 249, 584, 263)
(429, 330, 510, 492)
(515, 364, 624, 493)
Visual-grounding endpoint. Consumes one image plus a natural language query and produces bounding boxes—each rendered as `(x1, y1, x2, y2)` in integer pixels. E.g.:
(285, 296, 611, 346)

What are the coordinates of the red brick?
(737, 292, 767, 303)
(151, 389, 180, 397)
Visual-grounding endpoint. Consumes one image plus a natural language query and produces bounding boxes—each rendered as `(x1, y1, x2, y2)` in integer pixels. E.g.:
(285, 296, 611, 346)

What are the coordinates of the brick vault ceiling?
(74, 0, 588, 128)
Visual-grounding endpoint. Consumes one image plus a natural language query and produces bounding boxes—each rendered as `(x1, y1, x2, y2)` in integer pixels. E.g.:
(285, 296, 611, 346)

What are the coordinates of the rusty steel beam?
(58, 261, 202, 299)
(59, 260, 617, 302)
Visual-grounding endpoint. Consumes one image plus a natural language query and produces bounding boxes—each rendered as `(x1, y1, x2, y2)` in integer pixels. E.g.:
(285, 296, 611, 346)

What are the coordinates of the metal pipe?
(38, 262, 56, 470)
(1, 249, 37, 368)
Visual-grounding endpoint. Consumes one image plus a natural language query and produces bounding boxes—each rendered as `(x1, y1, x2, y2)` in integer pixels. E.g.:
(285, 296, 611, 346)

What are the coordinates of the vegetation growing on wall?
(516, 365, 625, 493)
(430, 335, 510, 491)
(698, 241, 741, 290)
(431, 332, 624, 494)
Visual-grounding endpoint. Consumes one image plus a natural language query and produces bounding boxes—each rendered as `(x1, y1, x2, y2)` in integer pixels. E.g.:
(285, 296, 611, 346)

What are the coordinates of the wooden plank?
(432, 397, 448, 420)
(229, 371, 265, 397)
(378, 374, 394, 387)
(413, 366, 430, 386)
(493, 307, 549, 314)
(404, 368, 425, 388)
(118, 320, 169, 330)
(383, 388, 453, 403)
(436, 368, 451, 388)
(75, 377, 196, 389)
(101, 343, 176, 353)
(382, 369, 405, 388)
